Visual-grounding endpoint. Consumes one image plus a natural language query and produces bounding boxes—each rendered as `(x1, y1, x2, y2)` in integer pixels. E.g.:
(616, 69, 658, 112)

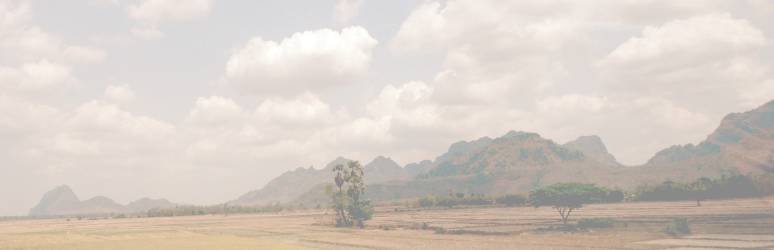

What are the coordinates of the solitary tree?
(529, 183, 608, 225)
(331, 161, 373, 227)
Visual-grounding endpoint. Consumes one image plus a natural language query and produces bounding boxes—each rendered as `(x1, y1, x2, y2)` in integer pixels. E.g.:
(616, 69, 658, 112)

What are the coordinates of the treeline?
(413, 174, 774, 209)
(631, 174, 774, 202)
(146, 203, 287, 217)
(415, 187, 626, 208)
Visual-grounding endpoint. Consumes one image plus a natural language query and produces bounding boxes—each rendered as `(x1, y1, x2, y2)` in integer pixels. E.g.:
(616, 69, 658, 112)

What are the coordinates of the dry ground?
(1, 197, 773, 249)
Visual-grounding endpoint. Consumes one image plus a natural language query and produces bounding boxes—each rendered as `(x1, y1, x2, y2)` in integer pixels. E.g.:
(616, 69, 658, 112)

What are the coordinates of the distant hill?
(126, 198, 176, 212)
(705, 100, 774, 173)
(360, 131, 620, 202)
(625, 100, 774, 184)
(232, 156, 417, 206)
(29, 185, 176, 217)
(564, 135, 620, 167)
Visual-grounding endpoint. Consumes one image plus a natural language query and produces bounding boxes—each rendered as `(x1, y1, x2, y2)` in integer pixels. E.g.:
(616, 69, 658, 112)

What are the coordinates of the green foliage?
(633, 174, 763, 203)
(146, 203, 285, 217)
(415, 194, 494, 208)
(425, 162, 462, 178)
(753, 173, 774, 195)
(577, 218, 615, 229)
(663, 218, 691, 235)
(604, 190, 626, 203)
(495, 194, 527, 207)
(413, 185, 622, 210)
(529, 183, 611, 208)
(417, 196, 435, 207)
(331, 161, 373, 228)
(529, 183, 612, 224)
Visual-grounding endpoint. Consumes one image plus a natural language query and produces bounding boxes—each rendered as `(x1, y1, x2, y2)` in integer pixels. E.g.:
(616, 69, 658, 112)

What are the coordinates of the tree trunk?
(557, 207, 573, 225)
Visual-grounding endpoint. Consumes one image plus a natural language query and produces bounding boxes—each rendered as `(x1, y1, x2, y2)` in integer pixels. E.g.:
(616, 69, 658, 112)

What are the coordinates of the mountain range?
(256, 100, 774, 206)
(31, 100, 774, 215)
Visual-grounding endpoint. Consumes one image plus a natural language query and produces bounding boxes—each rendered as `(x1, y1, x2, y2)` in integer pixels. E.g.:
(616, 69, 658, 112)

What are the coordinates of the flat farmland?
(1, 197, 773, 249)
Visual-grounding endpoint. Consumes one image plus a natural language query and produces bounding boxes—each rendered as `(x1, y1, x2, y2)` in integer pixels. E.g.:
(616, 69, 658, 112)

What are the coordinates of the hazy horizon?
(2, 0, 774, 216)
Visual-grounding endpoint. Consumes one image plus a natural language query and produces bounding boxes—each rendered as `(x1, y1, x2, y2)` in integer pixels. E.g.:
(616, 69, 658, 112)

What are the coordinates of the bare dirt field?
(1, 197, 773, 249)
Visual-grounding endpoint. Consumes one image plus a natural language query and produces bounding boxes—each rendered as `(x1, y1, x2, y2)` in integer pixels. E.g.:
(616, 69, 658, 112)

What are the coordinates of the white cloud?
(0, 2, 105, 65)
(598, 13, 770, 114)
(225, 26, 378, 96)
(126, 0, 212, 39)
(66, 101, 174, 140)
(367, 81, 440, 129)
(128, 0, 212, 24)
(391, 1, 581, 104)
(62, 46, 107, 64)
(187, 96, 246, 127)
(537, 94, 608, 115)
(104, 85, 135, 103)
(388, 1, 448, 54)
(0, 94, 60, 136)
(0, 59, 73, 91)
(600, 13, 765, 74)
(256, 92, 333, 126)
(739, 79, 774, 108)
(333, 0, 363, 25)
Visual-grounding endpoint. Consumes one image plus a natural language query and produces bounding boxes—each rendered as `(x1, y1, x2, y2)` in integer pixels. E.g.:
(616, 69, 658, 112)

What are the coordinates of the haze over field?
(2, 0, 774, 216)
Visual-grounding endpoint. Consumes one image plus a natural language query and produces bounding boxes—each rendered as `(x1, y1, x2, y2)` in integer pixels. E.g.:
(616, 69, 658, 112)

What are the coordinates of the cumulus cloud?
(600, 13, 765, 76)
(225, 26, 378, 96)
(598, 13, 770, 113)
(104, 85, 135, 103)
(65, 101, 175, 142)
(0, 60, 73, 92)
(333, 0, 363, 25)
(128, 0, 212, 24)
(0, 0, 103, 97)
(366, 81, 440, 129)
(188, 96, 245, 125)
(256, 92, 334, 126)
(0, 2, 105, 65)
(391, 1, 582, 104)
(125, 0, 212, 40)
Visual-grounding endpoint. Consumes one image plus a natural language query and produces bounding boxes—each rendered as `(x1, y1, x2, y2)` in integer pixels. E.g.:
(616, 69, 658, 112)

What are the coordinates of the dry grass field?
(1, 197, 773, 249)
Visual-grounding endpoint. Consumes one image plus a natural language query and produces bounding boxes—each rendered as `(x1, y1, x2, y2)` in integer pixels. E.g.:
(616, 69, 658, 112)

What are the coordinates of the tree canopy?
(330, 161, 373, 228)
(529, 183, 611, 224)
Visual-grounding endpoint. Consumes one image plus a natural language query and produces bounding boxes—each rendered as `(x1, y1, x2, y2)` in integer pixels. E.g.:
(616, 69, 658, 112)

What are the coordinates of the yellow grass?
(1, 197, 772, 249)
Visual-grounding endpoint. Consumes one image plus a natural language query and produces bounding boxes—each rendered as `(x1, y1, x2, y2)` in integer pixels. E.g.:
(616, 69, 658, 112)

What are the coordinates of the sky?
(1, 0, 773, 216)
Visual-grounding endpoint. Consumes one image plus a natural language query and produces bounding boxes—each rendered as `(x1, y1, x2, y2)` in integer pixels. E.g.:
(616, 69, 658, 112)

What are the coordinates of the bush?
(663, 218, 691, 236)
(435, 196, 457, 208)
(604, 190, 625, 203)
(460, 195, 493, 206)
(415, 194, 494, 208)
(417, 196, 435, 208)
(577, 218, 615, 229)
(495, 194, 527, 207)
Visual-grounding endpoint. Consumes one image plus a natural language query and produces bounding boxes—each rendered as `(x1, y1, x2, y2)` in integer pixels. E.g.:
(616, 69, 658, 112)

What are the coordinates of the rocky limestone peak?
(28, 185, 80, 216)
(564, 135, 620, 166)
(366, 156, 401, 170)
(447, 137, 493, 155)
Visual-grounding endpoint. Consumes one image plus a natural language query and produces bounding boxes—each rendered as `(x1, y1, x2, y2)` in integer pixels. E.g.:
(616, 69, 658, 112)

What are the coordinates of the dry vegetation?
(1, 197, 773, 249)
